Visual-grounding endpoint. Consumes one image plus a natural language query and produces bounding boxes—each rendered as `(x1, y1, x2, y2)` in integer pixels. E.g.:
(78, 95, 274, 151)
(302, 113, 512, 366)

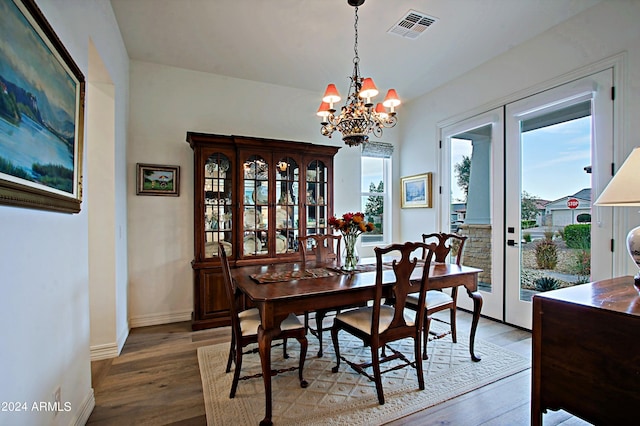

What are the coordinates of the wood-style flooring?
(87, 311, 589, 425)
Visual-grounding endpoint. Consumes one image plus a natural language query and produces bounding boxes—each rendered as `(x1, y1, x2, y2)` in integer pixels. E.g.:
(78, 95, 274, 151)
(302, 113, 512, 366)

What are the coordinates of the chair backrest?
(371, 242, 436, 337)
(422, 232, 467, 265)
(219, 243, 243, 339)
(298, 234, 342, 267)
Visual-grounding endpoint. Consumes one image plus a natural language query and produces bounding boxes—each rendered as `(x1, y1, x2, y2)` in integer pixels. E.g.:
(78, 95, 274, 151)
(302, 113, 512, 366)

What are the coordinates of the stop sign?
(567, 198, 579, 209)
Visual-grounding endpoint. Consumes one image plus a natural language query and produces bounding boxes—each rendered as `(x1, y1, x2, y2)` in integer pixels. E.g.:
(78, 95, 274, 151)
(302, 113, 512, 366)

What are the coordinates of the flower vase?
(341, 236, 359, 271)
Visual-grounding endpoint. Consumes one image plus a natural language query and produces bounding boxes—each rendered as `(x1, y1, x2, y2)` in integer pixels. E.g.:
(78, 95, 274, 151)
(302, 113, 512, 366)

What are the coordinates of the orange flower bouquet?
(328, 212, 375, 271)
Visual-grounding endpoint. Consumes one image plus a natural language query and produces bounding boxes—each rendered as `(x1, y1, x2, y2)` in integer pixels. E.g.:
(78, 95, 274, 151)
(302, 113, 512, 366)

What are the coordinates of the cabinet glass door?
(242, 155, 269, 257)
(275, 156, 299, 254)
(204, 153, 233, 258)
(305, 160, 329, 236)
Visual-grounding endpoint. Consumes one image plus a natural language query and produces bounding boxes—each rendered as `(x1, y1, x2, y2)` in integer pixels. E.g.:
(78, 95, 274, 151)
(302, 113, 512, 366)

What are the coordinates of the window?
(361, 142, 393, 245)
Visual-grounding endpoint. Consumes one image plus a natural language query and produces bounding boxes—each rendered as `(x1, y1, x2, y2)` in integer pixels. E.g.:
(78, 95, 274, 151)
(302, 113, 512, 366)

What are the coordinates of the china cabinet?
(186, 132, 339, 330)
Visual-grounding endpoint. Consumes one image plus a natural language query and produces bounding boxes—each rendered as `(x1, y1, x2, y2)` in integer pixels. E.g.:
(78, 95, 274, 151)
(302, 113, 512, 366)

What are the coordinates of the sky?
(451, 116, 591, 203)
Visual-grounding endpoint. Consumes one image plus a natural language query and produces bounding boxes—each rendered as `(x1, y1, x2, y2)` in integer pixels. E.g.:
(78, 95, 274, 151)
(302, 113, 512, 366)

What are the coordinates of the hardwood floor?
(87, 311, 589, 425)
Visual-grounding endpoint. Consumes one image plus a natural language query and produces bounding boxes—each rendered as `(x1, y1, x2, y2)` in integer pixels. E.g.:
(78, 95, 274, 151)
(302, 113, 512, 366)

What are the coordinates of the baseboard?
(89, 325, 130, 361)
(90, 342, 119, 361)
(129, 309, 193, 328)
(71, 389, 95, 426)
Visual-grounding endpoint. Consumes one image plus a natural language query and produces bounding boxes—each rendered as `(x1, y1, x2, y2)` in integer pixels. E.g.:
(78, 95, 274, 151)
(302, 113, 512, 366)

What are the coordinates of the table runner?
(250, 259, 434, 284)
(250, 267, 343, 283)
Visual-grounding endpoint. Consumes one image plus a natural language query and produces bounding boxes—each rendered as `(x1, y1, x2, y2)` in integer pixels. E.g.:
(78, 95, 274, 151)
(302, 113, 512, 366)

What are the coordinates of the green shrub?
(564, 224, 591, 249)
(523, 233, 532, 243)
(534, 276, 560, 292)
(571, 249, 591, 281)
(521, 220, 536, 229)
(535, 240, 558, 269)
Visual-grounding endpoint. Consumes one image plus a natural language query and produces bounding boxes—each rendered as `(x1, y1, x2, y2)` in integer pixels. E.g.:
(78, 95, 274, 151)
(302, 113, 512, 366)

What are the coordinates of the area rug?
(197, 325, 530, 425)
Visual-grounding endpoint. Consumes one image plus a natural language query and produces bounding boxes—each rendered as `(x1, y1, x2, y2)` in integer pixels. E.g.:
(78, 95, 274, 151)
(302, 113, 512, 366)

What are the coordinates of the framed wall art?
(401, 172, 432, 208)
(0, 0, 85, 213)
(136, 163, 180, 196)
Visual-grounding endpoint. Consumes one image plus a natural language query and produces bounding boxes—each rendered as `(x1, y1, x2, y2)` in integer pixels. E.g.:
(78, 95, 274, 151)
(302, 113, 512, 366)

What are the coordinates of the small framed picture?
(136, 163, 180, 196)
(401, 172, 432, 208)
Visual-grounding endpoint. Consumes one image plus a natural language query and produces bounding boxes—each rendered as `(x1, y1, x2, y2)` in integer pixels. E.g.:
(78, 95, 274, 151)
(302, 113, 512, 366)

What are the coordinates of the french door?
(504, 69, 614, 329)
(440, 109, 504, 320)
(441, 69, 614, 329)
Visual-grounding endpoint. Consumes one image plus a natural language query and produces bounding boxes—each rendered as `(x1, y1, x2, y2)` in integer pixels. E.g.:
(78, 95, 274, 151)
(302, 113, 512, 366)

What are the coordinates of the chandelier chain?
(353, 7, 359, 65)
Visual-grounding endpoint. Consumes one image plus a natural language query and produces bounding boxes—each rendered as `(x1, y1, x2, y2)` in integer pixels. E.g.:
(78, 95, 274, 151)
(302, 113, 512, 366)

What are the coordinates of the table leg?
(466, 288, 483, 362)
(257, 324, 275, 426)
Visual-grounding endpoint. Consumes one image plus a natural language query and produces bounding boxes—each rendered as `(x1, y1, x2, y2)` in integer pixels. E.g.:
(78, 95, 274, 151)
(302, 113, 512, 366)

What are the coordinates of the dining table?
(232, 260, 483, 426)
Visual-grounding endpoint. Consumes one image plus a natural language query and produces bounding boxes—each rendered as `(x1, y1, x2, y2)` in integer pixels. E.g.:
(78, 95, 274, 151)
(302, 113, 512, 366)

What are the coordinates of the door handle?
(507, 239, 518, 247)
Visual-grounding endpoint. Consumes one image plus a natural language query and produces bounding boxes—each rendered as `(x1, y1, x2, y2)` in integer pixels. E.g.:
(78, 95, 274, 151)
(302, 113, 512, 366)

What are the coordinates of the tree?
(364, 181, 383, 233)
(454, 155, 471, 201)
(521, 191, 540, 221)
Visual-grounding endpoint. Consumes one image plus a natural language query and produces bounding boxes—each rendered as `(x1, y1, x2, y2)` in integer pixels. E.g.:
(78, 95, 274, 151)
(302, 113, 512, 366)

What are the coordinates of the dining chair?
(297, 234, 342, 357)
(219, 243, 308, 398)
(406, 232, 468, 358)
(330, 241, 437, 405)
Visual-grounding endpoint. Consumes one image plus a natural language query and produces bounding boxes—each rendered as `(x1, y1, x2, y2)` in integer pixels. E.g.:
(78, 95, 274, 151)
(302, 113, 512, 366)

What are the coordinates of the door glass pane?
(275, 157, 298, 254)
(242, 155, 268, 256)
(204, 153, 232, 258)
(305, 160, 328, 236)
(450, 125, 493, 293)
(519, 113, 592, 301)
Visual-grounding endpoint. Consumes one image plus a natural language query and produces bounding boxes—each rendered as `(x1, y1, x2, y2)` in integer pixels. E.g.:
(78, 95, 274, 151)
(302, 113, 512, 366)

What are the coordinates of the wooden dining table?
(232, 261, 483, 426)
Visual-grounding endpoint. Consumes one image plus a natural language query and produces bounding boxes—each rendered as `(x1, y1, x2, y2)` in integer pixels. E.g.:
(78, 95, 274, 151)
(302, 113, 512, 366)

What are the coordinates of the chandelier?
(317, 0, 400, 147)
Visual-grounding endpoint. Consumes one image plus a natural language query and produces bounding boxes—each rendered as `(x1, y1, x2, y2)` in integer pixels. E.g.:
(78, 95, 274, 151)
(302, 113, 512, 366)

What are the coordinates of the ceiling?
(109, 0, 601, 103)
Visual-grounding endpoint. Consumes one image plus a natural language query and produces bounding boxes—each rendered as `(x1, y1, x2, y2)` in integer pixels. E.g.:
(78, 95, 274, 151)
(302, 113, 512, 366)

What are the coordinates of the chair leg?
(371, 346, 385, 405)
(331, 326, 341, 373)
(297, 336, 309, 388)
(283, 337, 289, 359)
(229, 344, 243, 398)
(423, 314, 432, 359)
(415, 336, 425, 391)
(450, 305, 457, 343)
(315, 310, 326, 357)
(225, 333, 235, 373)
(450, 287, 459, 343)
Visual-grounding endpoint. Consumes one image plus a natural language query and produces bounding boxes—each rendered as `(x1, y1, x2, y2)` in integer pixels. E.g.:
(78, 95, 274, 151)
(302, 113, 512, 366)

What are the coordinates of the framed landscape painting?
(401, 172, 432, 208)
(0, 0, 85, 213)
(136, 163, 180, 196)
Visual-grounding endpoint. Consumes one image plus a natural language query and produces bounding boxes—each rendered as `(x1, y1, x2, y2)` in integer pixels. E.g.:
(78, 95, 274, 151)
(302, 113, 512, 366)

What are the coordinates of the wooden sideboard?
(531, 276, 640, 426)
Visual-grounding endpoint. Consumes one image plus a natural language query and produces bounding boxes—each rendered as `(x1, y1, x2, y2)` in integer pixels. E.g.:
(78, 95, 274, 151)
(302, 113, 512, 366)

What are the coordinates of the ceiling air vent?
(388, 10, 438, 39)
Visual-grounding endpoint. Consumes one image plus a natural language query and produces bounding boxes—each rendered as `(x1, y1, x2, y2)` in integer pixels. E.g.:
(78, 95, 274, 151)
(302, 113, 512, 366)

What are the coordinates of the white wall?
(126, 61, 400, 324)
(0, 0, 129, 424)
(398, 0, 640, 277)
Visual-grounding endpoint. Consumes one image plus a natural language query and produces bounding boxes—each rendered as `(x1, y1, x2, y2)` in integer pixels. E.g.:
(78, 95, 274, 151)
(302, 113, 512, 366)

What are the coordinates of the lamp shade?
(322, 84, 341, 104)
(359, 78, 379, 99)
(594, 147, 640, 206)
(316, 102, 330, 118)
(374, 103, 388, 119)
(382, 89, 401, 108)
